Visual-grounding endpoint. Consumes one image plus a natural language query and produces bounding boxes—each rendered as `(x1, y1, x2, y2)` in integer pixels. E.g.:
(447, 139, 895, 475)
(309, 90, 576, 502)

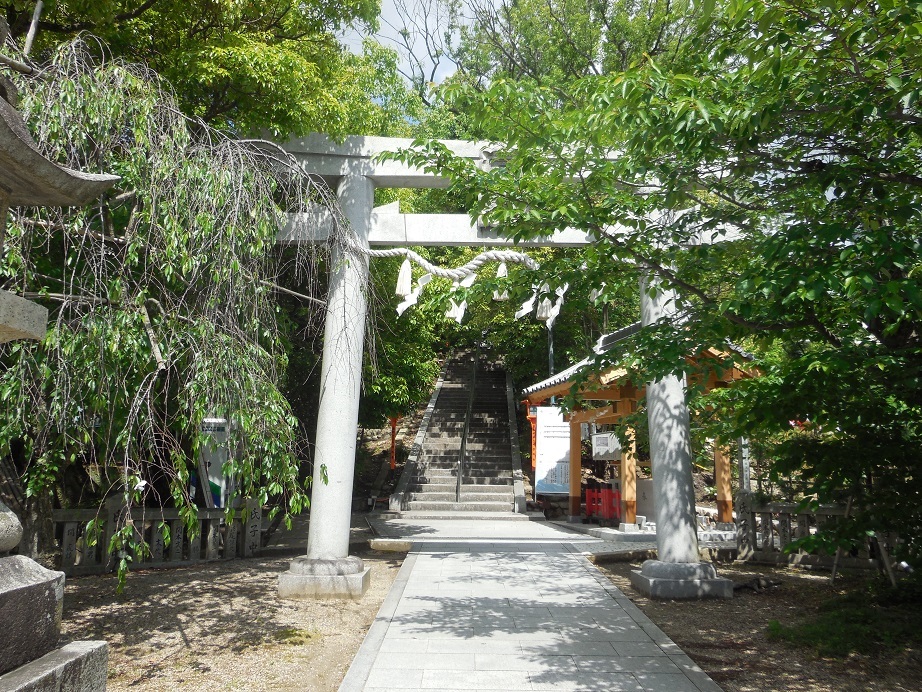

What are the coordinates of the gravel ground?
(599, 561, 922, 692)
(59, 548, 404, 691)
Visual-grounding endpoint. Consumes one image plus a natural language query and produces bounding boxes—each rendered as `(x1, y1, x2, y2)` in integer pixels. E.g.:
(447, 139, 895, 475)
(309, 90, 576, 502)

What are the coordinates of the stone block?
(278, 555, 370, 599)
(0, 641, 107, 692)
(278, 567, 370, 599)
(368, 539, 412, 552)
(629, 560, 734, 600)
(0, 557, 65, 675)
(0, 502, 22, 553)
(0, 292, 47, 344)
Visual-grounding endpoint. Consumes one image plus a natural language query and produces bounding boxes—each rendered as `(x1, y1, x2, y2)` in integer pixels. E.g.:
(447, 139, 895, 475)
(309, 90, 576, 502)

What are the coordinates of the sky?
(340, 0, 461, 86)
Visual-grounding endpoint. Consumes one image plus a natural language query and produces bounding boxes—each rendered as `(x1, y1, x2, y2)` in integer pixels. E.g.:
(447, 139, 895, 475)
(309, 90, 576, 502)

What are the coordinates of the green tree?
(360, 255, 442, 427)
(2, 0, 420, 136)
(388, 0, 922, 561)
(0, 41, 342, 573)
(453, 0, 697, 85)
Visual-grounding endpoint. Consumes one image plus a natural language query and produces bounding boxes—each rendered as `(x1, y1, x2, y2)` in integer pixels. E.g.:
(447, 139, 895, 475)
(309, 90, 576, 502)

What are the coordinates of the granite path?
(339, 518, 722, 692)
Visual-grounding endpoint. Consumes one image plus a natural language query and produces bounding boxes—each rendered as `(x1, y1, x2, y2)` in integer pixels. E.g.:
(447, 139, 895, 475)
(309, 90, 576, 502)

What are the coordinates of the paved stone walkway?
(340, 519, 722, 692)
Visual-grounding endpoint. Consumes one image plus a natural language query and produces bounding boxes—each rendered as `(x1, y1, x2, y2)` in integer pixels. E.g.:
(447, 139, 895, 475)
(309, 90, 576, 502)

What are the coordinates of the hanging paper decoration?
(446, 298, 468, 323)
(589, 282, 606, 303)
(536, 297, 554, 321)
(460, 272, 477, 288)
(396, 273, 432, 316)
(493, 262, 509, 301)
(545, 284, 569, 329)
(455, 300, 467, 323)
(514, 291, 537, 320)
(395, 258, 413, 297)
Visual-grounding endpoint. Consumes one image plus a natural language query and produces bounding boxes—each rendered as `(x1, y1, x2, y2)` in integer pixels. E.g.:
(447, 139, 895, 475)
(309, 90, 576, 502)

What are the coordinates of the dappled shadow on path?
(367, 543, 711, 691)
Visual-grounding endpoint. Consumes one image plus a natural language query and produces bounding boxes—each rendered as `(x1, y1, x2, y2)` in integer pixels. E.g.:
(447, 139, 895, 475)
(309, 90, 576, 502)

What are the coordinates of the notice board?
(535, 406, 570, 495)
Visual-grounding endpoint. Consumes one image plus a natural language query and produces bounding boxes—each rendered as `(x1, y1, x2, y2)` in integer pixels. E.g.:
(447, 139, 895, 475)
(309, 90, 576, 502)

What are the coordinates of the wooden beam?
(565, 405, 614, 424)
(592, 412, 625, 425)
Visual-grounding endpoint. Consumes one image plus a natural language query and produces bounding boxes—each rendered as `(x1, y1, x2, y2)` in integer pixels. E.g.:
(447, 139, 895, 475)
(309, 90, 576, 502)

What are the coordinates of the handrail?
(457, 347, 479, 503)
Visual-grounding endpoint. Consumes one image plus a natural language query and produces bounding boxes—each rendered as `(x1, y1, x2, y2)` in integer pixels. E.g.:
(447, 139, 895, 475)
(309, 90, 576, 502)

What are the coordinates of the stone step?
(460, 477, 515, 486)
(423, 458, 509, 466)
(422, 447, 508, 456)
(426, 461, 512, 476)
(394, 510, 527, 521)
(407, 491, 514, 503)
(464, 471, 513, 479)
(423, 450, 509, 458)
(415, 474, 514, 484)
(410, 482, 512, 493)
(405, 501, 513, 512)
(424, 430, 507, 437)
(423, 437, 508, 445)
(426, 458, 511, 467)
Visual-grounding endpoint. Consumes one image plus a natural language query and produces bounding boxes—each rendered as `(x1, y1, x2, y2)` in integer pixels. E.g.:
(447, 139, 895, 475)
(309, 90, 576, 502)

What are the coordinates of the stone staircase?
(403, 352, 518, 514)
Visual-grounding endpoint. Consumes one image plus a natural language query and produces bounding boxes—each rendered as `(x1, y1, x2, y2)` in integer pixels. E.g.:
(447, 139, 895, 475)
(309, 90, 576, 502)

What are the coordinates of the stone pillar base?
(278, 556, 370, 600)
(0, 641, 107, 692)
(0, 556, 65, 675)
(629, 560, 733, 600)
(618, 523, 639, 533)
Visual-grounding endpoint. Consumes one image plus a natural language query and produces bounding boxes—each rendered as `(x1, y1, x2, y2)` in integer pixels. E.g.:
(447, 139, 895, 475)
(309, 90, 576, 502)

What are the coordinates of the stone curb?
(338, 548, 419, 691)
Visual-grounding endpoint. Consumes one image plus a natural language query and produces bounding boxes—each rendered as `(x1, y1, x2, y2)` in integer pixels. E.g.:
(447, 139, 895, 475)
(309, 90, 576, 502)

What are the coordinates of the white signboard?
(200, 418, 230, 508)
(535, 406, 571, 495)
(592, 433, 621, 461)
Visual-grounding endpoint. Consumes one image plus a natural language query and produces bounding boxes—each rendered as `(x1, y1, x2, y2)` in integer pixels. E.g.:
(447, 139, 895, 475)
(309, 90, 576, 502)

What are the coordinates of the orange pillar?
(715, 443, 733, 523)
(620, 428, 637, 524)
(389, 416, 399, 470)
(525, 406, 538, 472)
(531, 419, 538, 471)
(569, 419, 582, 517)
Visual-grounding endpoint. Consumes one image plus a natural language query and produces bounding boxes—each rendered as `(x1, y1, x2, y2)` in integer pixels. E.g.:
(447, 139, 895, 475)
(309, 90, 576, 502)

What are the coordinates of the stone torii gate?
(275, 134, 725, 600)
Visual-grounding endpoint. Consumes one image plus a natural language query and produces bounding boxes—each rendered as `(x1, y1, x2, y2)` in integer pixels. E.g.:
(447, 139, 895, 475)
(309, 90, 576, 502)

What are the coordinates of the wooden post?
(568, 419, 582, 518)
(714, 443, 734, 523)
(620, 428, 637, 524)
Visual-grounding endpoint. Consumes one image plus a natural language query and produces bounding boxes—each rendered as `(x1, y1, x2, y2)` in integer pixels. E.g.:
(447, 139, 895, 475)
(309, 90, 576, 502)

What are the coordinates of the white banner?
(535, 406, 571, 495)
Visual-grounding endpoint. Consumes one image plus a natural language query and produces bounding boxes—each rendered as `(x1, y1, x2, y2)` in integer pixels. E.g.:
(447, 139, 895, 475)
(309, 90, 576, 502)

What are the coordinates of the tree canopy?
(3, 0, 420, 136)
(388, 0, 922, 561)
(0, 40, 350, 569)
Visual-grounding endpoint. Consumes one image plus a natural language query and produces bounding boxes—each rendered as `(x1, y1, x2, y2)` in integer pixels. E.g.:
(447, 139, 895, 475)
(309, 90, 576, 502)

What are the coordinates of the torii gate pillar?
(630, 275, 733, 598)
(279, 174, 373, 599)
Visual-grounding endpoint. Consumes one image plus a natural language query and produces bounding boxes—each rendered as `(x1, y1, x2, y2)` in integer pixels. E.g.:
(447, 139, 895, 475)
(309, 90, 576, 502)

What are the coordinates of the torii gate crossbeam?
(276, 134, 712, 600)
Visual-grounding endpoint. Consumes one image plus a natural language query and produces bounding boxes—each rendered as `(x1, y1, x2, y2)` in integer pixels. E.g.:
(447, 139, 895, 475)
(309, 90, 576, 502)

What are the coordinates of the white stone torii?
(276, 134, 716, 599)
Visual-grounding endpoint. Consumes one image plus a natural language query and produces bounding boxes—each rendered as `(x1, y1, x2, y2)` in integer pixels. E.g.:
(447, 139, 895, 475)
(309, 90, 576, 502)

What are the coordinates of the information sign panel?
(535, 406, 570, 495)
